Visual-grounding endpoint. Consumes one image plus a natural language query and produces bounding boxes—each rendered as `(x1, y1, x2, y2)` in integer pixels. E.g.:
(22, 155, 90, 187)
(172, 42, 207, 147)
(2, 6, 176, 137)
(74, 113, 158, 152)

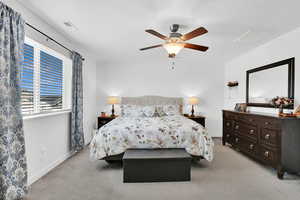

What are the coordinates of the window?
(20, 37, 72, 115)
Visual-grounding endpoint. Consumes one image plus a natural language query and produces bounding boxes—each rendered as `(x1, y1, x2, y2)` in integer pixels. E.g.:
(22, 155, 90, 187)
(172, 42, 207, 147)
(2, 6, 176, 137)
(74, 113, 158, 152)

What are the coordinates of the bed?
(90, 96, 214, 162)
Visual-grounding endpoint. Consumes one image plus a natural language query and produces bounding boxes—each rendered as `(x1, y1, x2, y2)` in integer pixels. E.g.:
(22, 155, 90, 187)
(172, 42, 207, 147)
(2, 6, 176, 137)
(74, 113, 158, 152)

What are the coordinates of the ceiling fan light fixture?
(163, 37, 184, 56)
(163, 43, 184, 56)
(140, 26, 208, 58)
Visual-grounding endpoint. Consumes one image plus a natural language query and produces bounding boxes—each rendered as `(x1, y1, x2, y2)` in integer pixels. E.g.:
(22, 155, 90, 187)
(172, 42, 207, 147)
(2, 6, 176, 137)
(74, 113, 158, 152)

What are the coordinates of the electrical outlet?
(40, 146, 46, 162)
(41, 147, 46, 155)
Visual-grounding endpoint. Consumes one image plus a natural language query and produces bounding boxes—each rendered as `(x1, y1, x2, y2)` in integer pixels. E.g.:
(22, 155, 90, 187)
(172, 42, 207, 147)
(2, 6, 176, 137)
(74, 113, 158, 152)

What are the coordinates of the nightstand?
(185, 115, 205, 127)
(97, 116, 117, 129)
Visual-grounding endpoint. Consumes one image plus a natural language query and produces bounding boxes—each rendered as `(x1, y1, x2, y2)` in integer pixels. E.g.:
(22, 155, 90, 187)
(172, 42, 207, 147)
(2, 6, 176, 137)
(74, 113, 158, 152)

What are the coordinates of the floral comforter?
(90, 115, 214, 161)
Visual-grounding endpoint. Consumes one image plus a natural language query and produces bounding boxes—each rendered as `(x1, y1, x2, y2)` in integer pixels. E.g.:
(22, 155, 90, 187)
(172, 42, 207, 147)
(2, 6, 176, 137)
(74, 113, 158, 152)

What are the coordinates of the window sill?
(23, 109, 72, 120)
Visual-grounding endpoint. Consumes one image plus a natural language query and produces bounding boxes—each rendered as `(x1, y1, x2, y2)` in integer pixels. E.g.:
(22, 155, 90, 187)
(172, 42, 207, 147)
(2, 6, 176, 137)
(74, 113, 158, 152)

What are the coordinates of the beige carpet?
(25, 140, 300, 200)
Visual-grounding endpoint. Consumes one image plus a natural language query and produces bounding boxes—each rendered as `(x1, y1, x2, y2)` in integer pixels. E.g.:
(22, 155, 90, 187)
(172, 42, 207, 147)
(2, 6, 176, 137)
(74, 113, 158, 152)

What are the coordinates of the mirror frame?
(246, 57, 295, 109)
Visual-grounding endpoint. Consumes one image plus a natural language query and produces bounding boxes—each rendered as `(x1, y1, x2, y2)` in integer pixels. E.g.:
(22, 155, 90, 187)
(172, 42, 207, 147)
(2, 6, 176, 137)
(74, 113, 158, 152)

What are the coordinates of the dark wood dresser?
(223, 110, 300, 179)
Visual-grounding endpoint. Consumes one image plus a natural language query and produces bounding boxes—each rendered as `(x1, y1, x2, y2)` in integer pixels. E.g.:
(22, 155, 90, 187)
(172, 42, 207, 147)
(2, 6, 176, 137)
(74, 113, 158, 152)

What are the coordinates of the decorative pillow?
(156, 105, 166, 117)
(163, 105, 180, 116)
(121, 104, 143, 117)
(141, 105, 156, 117)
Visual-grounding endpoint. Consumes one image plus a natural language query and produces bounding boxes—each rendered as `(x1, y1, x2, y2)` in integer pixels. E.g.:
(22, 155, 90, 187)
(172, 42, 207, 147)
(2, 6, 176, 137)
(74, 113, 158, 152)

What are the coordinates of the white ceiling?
(18, 0, 300, 63)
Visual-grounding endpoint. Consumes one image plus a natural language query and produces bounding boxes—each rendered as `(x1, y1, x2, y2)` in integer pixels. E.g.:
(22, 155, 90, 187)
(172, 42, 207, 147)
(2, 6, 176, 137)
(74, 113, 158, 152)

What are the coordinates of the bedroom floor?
(25, 139, 300, 200)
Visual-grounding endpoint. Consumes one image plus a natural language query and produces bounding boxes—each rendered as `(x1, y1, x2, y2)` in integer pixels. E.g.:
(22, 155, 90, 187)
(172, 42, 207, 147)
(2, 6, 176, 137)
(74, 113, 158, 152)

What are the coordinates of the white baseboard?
(27, 151, 72, 185)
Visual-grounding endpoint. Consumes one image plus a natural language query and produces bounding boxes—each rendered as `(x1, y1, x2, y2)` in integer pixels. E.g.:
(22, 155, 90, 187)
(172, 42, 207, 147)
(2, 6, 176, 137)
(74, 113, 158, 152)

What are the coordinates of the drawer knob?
(249, 119, 253, 122)
(249, 144, 254, 150)
(226, 122, 230, 127)
(264, 134, 270, 140)
(235, 125, 239, 130)
(235, 138, 239, 143)
(265, 122, 270, 125)
(264, 151, 270, 157)
(249, 129, 254, 134)
(226, 134, 230, 138)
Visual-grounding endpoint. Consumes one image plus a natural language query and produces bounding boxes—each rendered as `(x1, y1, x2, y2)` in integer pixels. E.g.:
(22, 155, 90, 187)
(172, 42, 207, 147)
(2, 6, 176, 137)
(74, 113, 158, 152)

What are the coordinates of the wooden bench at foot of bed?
(123, 148, 192, 183)
(103, 151, 203, 164)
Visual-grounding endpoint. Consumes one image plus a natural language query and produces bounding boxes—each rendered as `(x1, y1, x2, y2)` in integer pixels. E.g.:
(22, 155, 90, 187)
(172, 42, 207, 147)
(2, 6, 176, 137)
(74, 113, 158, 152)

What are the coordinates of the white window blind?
(20, 37, 71, 116)
(20, 43, 34, 114)
(39, 51, 63, 112)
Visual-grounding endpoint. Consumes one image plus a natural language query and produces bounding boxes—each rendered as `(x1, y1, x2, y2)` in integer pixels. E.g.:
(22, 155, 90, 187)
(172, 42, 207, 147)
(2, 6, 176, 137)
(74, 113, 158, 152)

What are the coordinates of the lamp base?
(190, 105, 195, 117)
(111, 104, 115, 117)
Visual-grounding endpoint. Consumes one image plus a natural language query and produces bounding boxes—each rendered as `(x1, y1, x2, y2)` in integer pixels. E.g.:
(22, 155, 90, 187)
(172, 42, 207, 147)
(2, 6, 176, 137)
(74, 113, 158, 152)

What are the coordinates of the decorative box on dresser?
(222, 110, 300, 179)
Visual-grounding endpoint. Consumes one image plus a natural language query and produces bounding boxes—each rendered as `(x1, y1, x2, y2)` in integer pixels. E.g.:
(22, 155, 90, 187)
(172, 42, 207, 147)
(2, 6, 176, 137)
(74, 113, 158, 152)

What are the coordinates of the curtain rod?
(25, 22, 85, 61)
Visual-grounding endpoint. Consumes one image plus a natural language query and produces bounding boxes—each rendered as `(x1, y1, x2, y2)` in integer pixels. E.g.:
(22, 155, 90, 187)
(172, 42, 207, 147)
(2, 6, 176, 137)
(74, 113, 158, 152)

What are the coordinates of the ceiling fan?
(140, 24, 209, 58)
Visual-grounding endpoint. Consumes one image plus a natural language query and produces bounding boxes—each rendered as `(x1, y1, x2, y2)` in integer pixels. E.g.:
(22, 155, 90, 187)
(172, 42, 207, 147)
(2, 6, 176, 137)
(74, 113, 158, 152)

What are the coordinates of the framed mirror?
(246, 58, 295, 108)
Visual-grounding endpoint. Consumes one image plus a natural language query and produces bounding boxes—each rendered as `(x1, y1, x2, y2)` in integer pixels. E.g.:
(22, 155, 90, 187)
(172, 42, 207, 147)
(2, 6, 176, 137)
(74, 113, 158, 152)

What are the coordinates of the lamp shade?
(107, 96, 120, 105)
(188, 97, 199, 105)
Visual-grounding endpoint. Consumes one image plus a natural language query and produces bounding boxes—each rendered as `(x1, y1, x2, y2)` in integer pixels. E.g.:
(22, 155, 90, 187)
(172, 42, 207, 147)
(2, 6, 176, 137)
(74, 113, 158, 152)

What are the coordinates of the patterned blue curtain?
(0, 2, 27, 200)
(71, 52, 85, 152)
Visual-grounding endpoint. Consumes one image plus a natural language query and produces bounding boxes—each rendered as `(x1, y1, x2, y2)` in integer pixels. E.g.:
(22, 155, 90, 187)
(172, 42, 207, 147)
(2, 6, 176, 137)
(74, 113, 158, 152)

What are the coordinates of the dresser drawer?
(232, 136, 244, 149)
(241, 139, 258, 156)
(234, 122, 258, 142)
(260, 128, 280, 147)
(223, 112, 236, 120)
(238, 115, 257, 125)
(261, 118, 281, 130)
(259, 146, 278, 165)
(223, 120, 233, 132)
(223, 132, 234, 145)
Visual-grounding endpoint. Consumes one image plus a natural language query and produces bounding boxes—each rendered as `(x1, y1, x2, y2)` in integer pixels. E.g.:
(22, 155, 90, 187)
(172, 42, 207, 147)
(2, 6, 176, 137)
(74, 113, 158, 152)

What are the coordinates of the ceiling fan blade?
(145, 29, 168, 40)
(184, 43, 209, 51)
(140, 44, 163, 51)
(181, 27, 208, 41)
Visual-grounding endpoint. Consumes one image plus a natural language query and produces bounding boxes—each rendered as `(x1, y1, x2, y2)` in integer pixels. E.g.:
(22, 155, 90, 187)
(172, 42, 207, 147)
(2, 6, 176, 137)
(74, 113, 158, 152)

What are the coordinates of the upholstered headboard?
(121, 96, 184, 113)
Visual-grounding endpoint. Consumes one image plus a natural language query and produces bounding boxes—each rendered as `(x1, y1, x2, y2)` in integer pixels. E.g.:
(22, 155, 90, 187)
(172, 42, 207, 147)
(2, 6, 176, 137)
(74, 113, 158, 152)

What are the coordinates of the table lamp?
(107, 96, 120, 117)
(188, 97, 199, 117)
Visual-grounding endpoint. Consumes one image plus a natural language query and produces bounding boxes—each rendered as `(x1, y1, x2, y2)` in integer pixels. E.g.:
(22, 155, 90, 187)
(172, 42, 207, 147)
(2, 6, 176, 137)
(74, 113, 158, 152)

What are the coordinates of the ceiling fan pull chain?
(171, 60, 175, 70)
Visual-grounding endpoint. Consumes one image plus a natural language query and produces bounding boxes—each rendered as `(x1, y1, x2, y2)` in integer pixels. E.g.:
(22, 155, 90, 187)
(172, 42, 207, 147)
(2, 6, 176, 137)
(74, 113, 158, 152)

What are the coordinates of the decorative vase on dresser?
(222, 110, 300, 179)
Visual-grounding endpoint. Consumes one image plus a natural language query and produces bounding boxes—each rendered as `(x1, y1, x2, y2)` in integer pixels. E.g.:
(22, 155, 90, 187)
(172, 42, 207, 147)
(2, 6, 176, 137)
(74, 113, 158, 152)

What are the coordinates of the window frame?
(21, 37, 72, 119)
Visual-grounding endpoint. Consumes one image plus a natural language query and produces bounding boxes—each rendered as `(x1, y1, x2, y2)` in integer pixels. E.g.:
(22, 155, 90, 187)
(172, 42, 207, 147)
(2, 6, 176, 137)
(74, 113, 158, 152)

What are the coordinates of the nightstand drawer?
(97, 116, 116, 129)
(98, 119, 113, 127)
(186, 116, 205, 127)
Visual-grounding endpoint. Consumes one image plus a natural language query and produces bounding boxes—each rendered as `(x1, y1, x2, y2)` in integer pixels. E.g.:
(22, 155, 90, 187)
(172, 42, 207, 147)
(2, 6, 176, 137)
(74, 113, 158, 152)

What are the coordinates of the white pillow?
(141, 105, 156, 117)
(156, 105, 166, 117)
(121, 104, 143, 117)
(163, 105, 180, 116)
